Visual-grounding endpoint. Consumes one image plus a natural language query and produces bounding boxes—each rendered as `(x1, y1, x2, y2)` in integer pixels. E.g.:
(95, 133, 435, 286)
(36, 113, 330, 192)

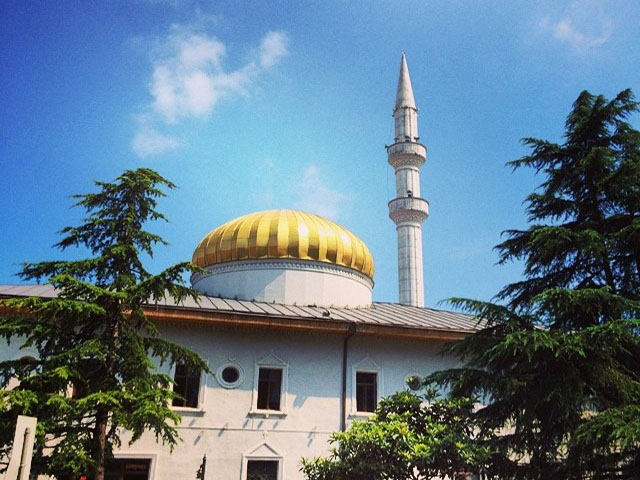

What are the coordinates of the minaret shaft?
(387, 54, 429, 307)
(394, 107, 419, 142)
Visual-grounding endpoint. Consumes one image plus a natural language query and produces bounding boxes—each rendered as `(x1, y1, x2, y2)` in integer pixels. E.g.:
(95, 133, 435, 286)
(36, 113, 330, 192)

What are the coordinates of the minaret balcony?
(386, 141, 426, 157)
(386, 141, 426, 169)
(388, 196, 429, 224)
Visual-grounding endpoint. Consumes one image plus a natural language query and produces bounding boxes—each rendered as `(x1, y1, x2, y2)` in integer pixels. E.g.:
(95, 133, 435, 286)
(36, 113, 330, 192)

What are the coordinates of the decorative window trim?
(169, 358, 208, 413)
(112, 452, 158, 480)
(216, 362, 245, 389)
(249, 353, 288, 417)
(240, 441, 283, 480)
(350, 355, 383, 417)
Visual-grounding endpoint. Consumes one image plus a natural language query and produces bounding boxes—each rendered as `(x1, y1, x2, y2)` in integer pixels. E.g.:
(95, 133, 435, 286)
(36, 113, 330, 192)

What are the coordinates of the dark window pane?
(104, 458, 151, 480)
(222, 366, 240, 384)
(257, 367, 282, 410)
(356, 371, 377, 412)
(247, 460, 278, 480)
(172, 363, 201, 408)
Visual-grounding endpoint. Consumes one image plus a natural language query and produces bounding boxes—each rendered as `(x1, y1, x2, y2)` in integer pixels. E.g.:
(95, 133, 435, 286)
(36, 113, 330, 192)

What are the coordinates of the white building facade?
(135, 310, 469, 479)
(1, 284, 476, 480)
(0, 55, 477, 480)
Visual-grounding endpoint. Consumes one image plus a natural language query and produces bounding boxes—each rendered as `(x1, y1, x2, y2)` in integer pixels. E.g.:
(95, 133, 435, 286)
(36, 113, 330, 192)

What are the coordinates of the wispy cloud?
(132, 24, 288, 157)
(150, 31, 243, 122)
(294, 164, 349, 220)
(552, 19, 611, 49)
(259, 31, 289, 68)
(131, 116, 181, 158)
(249, 161, 351, 221)
(539, 1, 613, 53)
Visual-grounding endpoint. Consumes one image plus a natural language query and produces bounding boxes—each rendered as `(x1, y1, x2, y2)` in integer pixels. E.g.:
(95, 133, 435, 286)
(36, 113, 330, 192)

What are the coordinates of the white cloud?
(539, 1, 613, 53)
(545, 18, 612, 50)
(149, 32, 241, 122)
(294, 164, 349, 220)
(259, 31, 289, 68)
(131, 124, 181, 158)
(132, 25, 289, 157)
(179, 34, 225, 69)
(149, 29, 288, 123)
(248, 160, 351, 221)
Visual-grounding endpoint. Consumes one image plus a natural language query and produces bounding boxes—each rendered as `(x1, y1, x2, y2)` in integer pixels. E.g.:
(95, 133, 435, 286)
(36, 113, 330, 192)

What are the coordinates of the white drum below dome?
(191, 259, 373, 308)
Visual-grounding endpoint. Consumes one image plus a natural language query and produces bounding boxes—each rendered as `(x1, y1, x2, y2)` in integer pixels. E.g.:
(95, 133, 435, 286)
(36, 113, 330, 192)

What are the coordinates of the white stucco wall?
(0, 321, 460, 480)
(192, 260, 373, 308)
(113, 321, 458, 479)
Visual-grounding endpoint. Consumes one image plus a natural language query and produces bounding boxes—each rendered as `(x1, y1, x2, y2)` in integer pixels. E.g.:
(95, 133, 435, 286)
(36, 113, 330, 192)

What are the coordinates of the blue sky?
(1, 0, 639, 308)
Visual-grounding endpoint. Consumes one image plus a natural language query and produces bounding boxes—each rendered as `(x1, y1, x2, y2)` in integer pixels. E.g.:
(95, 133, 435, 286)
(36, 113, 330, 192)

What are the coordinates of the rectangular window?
(105, 458, 151, 480)
(172, 363, 201, 408)
(257, 367, 282, 411)
(246, 460, 278, 480)
(356, 371, 377, 413)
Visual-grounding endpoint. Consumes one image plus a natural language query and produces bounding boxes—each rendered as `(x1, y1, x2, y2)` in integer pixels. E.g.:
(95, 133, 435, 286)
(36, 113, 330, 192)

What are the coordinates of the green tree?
(301, 390, 488, 480)
(0, 169, 209, 479)
(428, 89, 640, 479)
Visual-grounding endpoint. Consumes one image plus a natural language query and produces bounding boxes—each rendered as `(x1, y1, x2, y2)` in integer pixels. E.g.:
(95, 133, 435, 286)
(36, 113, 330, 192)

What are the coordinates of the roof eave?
(143, 304, 473, 341)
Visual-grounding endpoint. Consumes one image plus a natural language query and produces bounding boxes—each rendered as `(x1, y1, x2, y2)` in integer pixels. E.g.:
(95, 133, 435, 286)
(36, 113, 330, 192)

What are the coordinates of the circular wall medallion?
(216, 363, 244, 389)
(405, 374, 423, 391)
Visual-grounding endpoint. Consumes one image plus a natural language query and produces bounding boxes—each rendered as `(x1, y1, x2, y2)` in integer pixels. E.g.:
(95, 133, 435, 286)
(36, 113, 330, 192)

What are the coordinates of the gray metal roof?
(0, 284, 483, 334)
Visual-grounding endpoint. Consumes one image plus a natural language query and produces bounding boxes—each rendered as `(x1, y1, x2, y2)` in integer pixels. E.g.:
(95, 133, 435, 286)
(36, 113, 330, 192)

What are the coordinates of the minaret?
(387, 53, 429, 307)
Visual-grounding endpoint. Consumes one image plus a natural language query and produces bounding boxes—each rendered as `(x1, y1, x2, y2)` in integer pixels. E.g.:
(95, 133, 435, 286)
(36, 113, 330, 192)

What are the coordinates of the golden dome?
(193, 210, 374, 279)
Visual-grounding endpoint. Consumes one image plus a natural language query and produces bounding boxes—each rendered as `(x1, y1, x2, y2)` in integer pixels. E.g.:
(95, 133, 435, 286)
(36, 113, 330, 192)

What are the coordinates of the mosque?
(0, 55, 478, 480)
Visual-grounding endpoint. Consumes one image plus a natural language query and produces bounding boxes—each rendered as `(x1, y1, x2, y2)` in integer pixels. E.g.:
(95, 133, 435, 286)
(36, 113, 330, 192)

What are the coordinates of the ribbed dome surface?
(192, 210, 374, 279)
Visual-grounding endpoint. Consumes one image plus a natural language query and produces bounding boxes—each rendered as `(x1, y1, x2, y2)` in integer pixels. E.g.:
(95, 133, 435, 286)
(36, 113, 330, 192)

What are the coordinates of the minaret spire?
(387, 54, 429, 307)
(395, 53, 416, 109)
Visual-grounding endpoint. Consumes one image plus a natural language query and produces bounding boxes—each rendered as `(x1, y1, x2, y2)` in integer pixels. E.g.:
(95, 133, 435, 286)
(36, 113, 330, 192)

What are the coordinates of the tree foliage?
(427, 90, 640, 479)
(0, 168, 208, 479)
(301, 390, 488, 480)
(497, 89, 640, 315)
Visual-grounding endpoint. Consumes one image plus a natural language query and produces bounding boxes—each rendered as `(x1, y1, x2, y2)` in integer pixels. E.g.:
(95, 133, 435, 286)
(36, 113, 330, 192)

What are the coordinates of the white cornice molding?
(192, 258, 374, 289)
